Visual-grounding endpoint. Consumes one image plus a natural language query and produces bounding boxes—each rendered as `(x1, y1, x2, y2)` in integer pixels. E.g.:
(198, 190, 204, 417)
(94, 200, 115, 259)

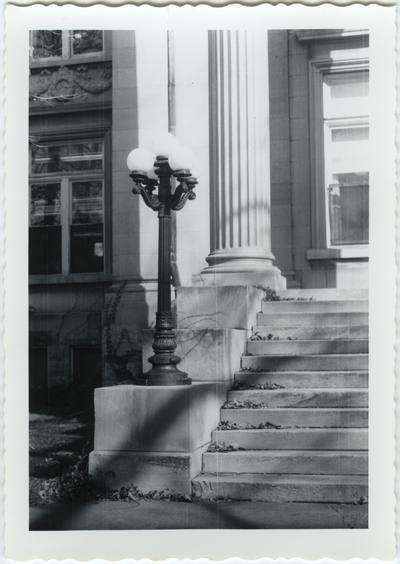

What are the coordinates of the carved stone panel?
(29, 63, 112, 107)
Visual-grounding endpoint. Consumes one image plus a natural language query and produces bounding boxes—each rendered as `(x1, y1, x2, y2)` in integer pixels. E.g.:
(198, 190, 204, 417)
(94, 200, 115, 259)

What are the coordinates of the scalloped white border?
(3, 4, 397, 561)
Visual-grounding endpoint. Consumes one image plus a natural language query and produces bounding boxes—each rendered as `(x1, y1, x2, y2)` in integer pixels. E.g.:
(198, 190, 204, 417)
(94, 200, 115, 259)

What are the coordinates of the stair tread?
(214, 428, 367, 433)
(194, 473, 367, 484)
(249, 337, 369, 344)
(236, 370, 369, 374)
(221, 407, 368, 411)
(230, 388, 367, 392)
(243, 354, 369, 358)
(204, 449, 367, 456)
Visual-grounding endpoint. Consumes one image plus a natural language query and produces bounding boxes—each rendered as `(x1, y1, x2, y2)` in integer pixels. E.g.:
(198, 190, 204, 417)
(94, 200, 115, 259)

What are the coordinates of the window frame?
(29, 129, 111, 281)
(308, 55, 369, 254)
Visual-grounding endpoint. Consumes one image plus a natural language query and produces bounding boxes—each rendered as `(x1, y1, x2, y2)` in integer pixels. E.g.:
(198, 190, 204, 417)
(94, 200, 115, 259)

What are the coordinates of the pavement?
(30, 499, 368, 530)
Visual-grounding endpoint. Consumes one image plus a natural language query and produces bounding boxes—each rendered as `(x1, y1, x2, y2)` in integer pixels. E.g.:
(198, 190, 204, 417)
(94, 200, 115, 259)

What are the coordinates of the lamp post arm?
(170, 182, 197, 211)
(170, 175, 198, 211)
(131, 178, 162, 211)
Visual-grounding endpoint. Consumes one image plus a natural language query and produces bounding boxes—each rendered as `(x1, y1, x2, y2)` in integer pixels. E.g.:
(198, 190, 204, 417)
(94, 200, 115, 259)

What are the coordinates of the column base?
(196, 258, 287, 289)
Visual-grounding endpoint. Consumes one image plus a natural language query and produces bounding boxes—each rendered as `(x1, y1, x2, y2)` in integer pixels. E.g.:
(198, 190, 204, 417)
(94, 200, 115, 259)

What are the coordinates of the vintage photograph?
(4, 4, 396, 561)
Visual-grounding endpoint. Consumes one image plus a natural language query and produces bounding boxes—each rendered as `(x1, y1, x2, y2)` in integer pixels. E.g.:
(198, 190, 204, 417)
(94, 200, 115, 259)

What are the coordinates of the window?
(30, 30, 104, 61)
(29, 140, 105, 275)
(309, 50, 369, 250)
(71, 346, 102, 391)
(323, 71, 369, 245)
(29, 347, 48, 392)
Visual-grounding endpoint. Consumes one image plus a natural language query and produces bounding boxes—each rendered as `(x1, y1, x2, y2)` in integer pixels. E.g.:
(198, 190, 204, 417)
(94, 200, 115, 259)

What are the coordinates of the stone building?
(28, 29, 370, 394)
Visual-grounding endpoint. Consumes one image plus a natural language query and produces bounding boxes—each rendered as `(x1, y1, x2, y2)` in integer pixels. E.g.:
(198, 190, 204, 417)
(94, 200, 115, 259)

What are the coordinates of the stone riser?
(211, 428, 367, 450)
(261, 300, 369, 313)
(251, 325, 368, 340)
(256, 312, 368, 326)
(227, 389, 368, 408)
(241, 354, 369, 371)
(234, 370, 368, 388)
(247, 340, 368, 355)
(220, 407, 368, 428)
(202, 450, 368, 475)
(192, 473, 368, 503)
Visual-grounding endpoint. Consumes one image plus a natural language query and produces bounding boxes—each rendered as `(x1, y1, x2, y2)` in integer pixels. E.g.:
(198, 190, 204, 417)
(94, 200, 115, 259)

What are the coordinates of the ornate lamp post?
(127, 133, 202, 386)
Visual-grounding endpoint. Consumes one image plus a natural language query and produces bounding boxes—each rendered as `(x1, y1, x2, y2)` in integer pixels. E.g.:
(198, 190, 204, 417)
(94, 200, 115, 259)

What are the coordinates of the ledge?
(296, 30, 369, 43)
(29, 273, 112, 285)
(307, 247, 369, 261)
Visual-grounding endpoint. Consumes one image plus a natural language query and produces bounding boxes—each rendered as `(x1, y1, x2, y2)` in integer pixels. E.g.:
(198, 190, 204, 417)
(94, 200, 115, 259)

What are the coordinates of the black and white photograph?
(4, 3, 396, 561)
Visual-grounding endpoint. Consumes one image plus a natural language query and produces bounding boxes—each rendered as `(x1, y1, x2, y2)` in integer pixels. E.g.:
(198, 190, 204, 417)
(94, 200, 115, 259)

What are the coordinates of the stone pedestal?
(199, 30, 286, 289)
(176, 285, 265, 330)
(89, 383, 219, 494)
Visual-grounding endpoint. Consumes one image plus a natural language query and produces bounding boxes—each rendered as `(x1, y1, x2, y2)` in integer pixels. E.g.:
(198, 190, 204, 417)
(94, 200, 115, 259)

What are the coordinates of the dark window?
(31, 142, 103, 175)
(29, 348, 48, 391)
(72, 346, 102, 391)
(29, 141, 105, 275)
(72, 31, 103, 55)
(31, 30, 62, 60)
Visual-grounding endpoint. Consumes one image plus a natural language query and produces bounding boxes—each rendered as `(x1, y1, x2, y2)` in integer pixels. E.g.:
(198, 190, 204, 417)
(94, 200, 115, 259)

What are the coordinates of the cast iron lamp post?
(127, 133, 202, 386)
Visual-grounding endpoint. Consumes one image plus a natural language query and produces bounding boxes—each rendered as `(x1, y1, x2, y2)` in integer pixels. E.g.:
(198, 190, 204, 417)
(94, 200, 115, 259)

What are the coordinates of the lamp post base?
(134, 371, 192, 387)
(134, 376, 192, 386)
(134, 355, 192, 386)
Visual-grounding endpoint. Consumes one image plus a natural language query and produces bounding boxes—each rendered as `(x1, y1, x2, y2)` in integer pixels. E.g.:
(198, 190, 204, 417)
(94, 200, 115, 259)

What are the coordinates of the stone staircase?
(192, 289, 369, 503)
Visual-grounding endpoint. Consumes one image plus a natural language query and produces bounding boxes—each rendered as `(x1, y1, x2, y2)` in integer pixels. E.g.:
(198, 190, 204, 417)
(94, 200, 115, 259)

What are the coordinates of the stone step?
(276, 288, 368, 301)
(220, 407, 368, 428)
(211, 428, 367, 450)
(192, 473, 368, 502)
(251, 325, 368, 340)
(234, 370, 368, 388)
(256, 312, 368, 327)
(202, 450, 368, 475)
(261, 300, 368, 314)
(227, 389, 367, 408)
(241, 354, 369, 372)
(247, 339, 368, 355)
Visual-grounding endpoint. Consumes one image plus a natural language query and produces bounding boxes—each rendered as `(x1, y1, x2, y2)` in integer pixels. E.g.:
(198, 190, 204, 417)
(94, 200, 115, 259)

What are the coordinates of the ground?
(29, 392, 95, 505)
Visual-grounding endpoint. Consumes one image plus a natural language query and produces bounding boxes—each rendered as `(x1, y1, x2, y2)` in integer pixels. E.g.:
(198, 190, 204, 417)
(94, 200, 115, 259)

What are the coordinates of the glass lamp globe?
(190, 157, 203, 178)
(127, 148, 154, 172)
(168, 146, 196, 172)
(152, 133, 178, 158)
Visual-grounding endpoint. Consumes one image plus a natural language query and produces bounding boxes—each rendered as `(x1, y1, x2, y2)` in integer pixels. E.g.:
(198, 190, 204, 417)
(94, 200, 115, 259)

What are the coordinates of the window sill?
(30, 54, 112, 69)
(307, 246, 369, 260)
(29, 273, 112, 285)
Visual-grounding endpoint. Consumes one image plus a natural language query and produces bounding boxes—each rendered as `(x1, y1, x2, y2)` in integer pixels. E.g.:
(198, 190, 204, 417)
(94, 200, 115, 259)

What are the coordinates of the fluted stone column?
(199, 30, 286, 289)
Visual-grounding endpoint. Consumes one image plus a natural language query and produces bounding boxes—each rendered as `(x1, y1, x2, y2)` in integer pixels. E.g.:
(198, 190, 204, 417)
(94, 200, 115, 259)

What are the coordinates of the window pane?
(328, 177, 369, 246)
(31, 184, 61, 226)
(330, 126, 369, 174)
(72, 31, 103, 55)
(72, 181, 103, 225)
(70, 224, 104, 273)
(323, 71, 369, 119)
(31, 30, 62, 59)
(31, 142, 103, 174)
(29, 226, 62, 274)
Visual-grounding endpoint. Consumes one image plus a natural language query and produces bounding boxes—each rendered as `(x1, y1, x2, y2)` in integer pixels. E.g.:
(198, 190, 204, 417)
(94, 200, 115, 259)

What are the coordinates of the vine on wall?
(102, 282, 142, 383)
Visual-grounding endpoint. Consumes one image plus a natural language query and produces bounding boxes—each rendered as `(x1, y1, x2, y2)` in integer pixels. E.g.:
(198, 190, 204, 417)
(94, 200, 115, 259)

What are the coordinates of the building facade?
(28, 29, 370, 392)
